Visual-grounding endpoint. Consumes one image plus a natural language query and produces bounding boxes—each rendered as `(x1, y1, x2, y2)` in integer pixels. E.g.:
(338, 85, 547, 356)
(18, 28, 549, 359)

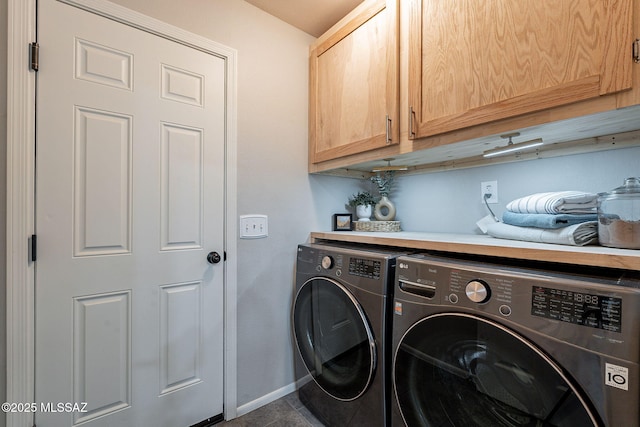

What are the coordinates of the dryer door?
(293, 277, 376, 401)
(394, 313, 599, 426)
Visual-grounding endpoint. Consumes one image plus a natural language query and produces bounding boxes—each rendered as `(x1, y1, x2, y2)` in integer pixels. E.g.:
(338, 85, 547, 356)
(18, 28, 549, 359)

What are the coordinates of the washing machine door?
(293, 277, 376, 401)
(394, 313, 600, 427)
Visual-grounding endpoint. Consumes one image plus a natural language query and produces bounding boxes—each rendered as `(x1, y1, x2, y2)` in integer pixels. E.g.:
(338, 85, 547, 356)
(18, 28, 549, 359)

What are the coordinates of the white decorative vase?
(374, 196, 396, 221)
(356, 204, 372, 222)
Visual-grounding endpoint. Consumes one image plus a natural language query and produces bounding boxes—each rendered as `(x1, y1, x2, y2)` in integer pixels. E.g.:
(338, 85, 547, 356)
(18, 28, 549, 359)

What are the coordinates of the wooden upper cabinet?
(408, 0, 634, 140)
(309, 0, 399, 164)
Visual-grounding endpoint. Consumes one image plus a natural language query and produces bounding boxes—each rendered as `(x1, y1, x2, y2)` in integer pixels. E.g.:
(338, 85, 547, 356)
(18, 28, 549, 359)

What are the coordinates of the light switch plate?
(240, 215, 268, 239)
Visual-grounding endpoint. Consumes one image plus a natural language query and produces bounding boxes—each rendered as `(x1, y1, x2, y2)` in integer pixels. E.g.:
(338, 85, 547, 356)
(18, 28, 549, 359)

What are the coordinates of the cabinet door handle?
(385, 115, 392, 144)
(409, 106, 416, 139)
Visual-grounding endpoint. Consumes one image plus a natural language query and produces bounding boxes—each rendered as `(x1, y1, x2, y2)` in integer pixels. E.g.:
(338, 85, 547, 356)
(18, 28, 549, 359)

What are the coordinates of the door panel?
(160, 123, 203, 250)
(74, 106, 132, 256)
(35, 1, 225, 426)
(159, 282, 202, 394)
(73, 291, 131, 424)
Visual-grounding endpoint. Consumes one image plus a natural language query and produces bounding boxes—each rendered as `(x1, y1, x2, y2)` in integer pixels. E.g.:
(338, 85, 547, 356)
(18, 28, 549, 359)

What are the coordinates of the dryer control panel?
(297, 243, 405, 296)
(315, 253, 383, 280)
(348, 257, 381, 279)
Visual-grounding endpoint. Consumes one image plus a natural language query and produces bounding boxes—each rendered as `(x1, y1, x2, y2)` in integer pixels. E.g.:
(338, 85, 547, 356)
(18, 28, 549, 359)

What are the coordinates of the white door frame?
(6, 1, 238, 425)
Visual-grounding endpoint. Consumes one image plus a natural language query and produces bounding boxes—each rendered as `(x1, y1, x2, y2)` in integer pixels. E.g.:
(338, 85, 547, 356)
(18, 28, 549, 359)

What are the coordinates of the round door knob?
(465, 280, 490, 303)
(207, 251, 222, 264)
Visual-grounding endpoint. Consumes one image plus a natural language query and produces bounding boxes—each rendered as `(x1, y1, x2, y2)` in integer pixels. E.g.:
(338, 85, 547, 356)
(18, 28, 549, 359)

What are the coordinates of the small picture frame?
(332, 213, 353, 231)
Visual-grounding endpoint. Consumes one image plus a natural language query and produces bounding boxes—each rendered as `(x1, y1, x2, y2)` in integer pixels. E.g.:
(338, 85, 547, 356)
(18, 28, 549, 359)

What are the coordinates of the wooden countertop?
(310, 231, 639, 270)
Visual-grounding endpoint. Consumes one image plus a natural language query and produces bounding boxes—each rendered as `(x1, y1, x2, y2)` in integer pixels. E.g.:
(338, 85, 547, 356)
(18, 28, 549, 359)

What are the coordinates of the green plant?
(348, 191, 379, 207)
(371, 171, 395, 197)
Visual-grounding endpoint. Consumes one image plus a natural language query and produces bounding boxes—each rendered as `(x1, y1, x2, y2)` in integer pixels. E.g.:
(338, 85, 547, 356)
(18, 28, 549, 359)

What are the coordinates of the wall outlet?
(481, 181, 498, 204)
(240, 214, 268, 238)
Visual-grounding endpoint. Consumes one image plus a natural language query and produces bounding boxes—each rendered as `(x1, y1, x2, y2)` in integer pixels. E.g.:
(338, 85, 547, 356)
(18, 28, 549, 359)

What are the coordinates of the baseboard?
(235, 381, 298, 418)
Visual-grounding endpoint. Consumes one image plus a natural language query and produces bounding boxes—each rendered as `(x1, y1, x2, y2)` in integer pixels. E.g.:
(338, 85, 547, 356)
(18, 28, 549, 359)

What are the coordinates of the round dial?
(465, 280, 490, 303)
(321, 255, 334, 270)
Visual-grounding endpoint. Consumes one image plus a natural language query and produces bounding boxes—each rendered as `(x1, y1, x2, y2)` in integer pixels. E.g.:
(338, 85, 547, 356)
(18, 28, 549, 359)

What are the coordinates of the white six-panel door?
(35, 1, 225, 425)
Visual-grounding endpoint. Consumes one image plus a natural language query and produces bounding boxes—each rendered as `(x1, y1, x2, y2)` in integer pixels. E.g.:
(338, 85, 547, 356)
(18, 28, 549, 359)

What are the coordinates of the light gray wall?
(1, 0, 8, 425)
(393, 147, 640, 234)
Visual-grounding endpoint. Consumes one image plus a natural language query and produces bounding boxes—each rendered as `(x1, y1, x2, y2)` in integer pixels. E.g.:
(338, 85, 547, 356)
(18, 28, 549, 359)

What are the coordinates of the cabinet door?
(310, 0, 399, 164)
(409, 0, 634, 140)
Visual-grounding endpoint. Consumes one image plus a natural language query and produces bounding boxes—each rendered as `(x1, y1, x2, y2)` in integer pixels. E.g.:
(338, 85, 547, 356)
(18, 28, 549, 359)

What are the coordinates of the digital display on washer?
(349, 258, 381, 279)
(531, 286, 622, 332)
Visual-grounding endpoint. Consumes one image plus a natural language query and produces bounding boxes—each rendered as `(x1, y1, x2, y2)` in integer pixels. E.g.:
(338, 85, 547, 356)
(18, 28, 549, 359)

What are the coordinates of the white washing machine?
(293, 243, 406, 426)
(391, 253, 640, 427)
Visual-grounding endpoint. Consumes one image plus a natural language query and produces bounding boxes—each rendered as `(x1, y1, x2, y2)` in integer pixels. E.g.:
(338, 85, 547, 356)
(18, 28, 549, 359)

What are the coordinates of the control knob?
(465, 280, 490, 303)
(321, 255, 334, 270)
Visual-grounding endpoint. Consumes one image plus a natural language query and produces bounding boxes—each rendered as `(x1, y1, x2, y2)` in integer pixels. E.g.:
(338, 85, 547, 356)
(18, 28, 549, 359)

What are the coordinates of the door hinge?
(634, 39, 640, 63)
(30, 234, 37, 262)
(30, 42, 39, 71)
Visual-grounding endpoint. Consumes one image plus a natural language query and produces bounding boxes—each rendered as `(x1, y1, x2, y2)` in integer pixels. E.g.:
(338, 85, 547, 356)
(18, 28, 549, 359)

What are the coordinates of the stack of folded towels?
(486, 191, 599, 246)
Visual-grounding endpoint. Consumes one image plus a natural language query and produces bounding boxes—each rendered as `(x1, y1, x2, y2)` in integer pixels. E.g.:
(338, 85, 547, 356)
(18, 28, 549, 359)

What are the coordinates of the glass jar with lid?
(597, 177, 640, 249)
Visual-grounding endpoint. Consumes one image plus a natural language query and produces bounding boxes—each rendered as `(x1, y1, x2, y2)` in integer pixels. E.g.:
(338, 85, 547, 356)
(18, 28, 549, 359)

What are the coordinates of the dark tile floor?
(217, 392, 324, 427)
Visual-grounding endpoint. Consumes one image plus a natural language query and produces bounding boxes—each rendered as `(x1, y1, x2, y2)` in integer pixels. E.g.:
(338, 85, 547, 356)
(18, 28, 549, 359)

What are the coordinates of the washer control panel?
(321, 255, 334, 270)
(396, 253, 640, 331)
(394, 253, 640, 358)
(396, 255, 517, 318)
(531, 286, 622, 333)
(465, 280, 491, 303)
(449, 269, 514, 309)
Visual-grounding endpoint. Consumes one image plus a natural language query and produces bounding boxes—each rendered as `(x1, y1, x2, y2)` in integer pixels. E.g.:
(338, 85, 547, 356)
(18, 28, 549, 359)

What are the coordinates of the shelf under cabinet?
(310, 231, 639, 270)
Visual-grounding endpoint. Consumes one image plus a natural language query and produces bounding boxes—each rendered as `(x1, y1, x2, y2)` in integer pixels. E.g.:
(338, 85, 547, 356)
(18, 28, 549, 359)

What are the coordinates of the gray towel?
(487, 221, 599, 246)
(502, 211, 598, 229)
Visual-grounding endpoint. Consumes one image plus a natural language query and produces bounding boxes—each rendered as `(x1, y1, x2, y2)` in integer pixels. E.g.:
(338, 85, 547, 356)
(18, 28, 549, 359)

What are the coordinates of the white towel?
(486, 221, 599, 246)
(506, 191, 598, 214)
